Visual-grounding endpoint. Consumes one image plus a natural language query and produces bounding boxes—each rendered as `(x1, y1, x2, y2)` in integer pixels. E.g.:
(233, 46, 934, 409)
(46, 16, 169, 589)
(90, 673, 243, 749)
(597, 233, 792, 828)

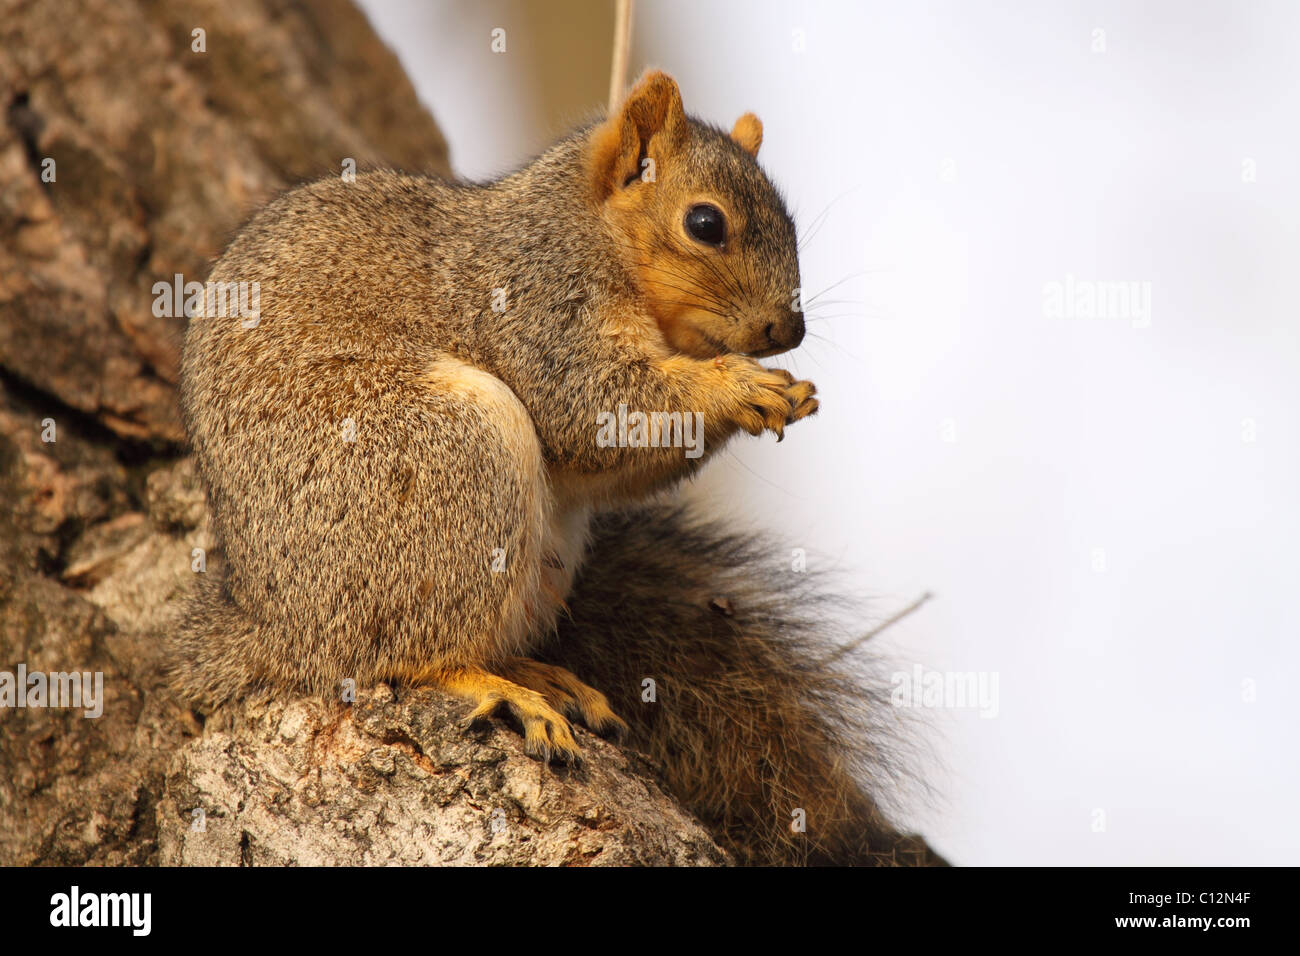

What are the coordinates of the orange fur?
(730, 112, 763, 156)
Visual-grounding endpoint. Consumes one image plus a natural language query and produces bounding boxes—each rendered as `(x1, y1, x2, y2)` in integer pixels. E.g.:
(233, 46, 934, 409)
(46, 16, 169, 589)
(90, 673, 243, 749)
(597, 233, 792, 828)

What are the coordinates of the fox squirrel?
(174, 70, 942, 865)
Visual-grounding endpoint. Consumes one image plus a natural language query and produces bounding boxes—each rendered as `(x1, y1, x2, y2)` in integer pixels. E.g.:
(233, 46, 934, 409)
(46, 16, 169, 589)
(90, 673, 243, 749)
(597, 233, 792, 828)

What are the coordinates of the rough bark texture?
(0, 398, 193, 866)
(0, 0, 730, 866)
(157, 687, 725, 867)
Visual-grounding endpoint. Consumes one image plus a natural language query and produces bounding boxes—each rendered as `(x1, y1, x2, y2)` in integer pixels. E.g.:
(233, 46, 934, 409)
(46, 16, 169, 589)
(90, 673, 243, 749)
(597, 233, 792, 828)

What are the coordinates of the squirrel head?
(587, 71, 804, 359)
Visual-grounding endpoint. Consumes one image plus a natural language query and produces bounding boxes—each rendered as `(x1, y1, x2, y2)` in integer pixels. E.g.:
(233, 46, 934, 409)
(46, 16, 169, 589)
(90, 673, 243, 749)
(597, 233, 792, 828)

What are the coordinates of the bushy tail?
(543, 504, 945, 866)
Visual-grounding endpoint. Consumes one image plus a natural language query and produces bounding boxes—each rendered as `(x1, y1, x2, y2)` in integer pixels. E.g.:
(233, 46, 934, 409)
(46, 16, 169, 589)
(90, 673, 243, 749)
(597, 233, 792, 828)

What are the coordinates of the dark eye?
(684, 203, 726, 246)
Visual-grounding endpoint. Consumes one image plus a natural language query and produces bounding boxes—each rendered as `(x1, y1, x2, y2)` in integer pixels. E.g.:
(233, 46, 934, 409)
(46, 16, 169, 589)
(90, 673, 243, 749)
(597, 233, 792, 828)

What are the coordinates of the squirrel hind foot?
(417, 664, 585, 765)
(497, 657, 629, 743)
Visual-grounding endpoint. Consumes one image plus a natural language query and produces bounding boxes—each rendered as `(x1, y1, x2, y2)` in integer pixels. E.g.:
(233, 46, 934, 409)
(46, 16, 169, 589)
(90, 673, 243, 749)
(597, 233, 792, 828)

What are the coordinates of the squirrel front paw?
(715, 356, 819, 441)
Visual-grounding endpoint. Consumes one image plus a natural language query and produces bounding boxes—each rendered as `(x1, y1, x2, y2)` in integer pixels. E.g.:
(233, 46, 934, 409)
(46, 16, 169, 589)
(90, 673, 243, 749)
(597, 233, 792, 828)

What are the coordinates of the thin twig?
(826, 591, 934, 664)
(608, 0, 634, 112)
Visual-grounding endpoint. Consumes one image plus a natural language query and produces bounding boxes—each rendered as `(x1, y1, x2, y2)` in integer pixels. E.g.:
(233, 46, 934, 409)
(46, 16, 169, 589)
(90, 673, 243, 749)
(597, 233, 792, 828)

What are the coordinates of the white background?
(359, 0, 1299, 865)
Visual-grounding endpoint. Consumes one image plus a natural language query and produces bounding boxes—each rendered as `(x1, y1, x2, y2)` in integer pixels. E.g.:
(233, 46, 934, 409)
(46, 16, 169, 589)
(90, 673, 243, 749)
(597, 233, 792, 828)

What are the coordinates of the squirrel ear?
(588, 69, 687, 201)
(730, 113, 763, 157)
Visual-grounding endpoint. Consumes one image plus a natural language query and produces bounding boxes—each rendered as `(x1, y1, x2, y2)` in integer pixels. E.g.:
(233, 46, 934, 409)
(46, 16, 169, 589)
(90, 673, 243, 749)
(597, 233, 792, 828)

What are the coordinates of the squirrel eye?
(684, 204, 726, 246)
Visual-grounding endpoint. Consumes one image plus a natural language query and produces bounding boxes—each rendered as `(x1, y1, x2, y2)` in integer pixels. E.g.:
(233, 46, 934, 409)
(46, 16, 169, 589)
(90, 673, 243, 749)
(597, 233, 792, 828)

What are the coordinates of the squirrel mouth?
(691, 331, 787, 361)
(670, 321, 793, 361)
(688, 330, 733, 358)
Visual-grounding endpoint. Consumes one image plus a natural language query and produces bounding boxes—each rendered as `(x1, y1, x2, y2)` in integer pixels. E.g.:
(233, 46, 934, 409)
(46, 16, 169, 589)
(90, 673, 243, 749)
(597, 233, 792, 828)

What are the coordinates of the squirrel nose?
(765, 310, 805, 351)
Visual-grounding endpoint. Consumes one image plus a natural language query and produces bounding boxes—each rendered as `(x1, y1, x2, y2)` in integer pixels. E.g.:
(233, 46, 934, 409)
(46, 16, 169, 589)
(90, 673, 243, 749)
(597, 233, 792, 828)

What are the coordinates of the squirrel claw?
(594, 712, 631, 743)
(724, 358, 817, 440)
(521, 714, 582, 765)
